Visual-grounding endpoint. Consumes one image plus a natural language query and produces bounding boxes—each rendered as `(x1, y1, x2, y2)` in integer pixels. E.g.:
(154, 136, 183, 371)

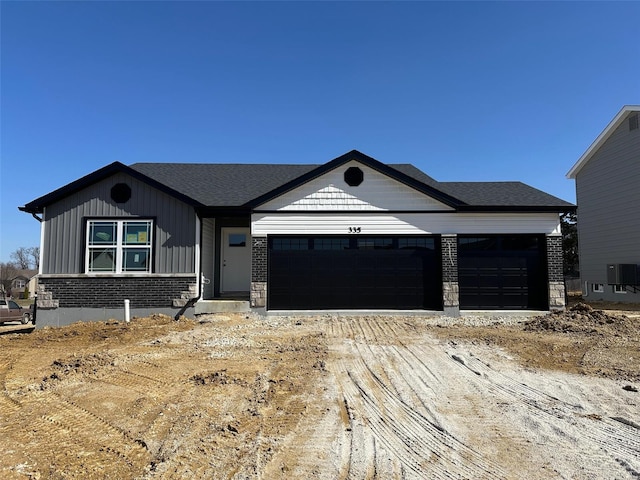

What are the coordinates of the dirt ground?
(0, 299, 638, 479)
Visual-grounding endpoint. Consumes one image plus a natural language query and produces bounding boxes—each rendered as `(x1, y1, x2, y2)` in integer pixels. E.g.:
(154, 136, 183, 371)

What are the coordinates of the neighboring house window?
(592, 283, 604, 293)
(613, 284, 627, 294)
(86, 219, 153, 273)
(13, 279, 26, 289)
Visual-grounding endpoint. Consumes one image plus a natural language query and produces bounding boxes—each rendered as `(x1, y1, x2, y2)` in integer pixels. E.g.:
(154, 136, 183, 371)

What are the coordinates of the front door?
(221, 228, 251, 293)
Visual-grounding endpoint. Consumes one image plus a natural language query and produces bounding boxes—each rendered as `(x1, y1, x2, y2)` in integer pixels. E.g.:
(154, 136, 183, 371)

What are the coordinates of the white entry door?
(221, 228, 251, 293)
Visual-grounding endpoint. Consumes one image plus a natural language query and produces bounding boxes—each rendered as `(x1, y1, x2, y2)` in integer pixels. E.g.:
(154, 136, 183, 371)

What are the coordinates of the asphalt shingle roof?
(129, 162, 573, 209)
(21, 151, 574, 214)
(437, 182, 574, 208)
(130, 163, 319, 206)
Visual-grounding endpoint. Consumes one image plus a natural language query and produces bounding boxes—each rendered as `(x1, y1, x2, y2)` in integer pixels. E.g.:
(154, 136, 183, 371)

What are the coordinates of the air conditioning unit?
(606, 264, 640, 285)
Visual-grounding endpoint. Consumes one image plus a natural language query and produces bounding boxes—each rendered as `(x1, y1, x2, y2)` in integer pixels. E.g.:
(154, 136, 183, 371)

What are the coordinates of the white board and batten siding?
(253, 161, 561, 236)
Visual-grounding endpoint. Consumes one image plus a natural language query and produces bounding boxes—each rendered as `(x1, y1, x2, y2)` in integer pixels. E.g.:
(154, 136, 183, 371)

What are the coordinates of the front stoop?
(195, 300, 250, 314)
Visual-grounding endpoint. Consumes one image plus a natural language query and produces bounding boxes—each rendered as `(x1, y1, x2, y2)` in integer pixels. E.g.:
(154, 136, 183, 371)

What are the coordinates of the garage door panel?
(268, 236, 442, 310)
(458, 235, 547, 310)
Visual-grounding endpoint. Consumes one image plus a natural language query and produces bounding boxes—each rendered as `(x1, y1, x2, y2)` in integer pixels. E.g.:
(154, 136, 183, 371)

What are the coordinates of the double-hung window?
(86, 219, 153, 273)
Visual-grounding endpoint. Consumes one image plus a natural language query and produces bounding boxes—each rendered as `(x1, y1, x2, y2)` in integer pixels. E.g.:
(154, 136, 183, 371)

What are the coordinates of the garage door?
(458, 235, 548, 310)
(268, 236, 442, 310)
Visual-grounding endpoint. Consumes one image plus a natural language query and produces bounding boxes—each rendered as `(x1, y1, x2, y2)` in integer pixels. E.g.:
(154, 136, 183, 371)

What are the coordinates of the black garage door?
(458, 235, 548, 310)
(268, 236, 442, 310)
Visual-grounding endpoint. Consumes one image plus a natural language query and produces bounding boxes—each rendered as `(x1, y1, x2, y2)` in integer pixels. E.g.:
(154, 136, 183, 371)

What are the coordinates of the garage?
(268, 236, 442, 310)
(458, 235, 548, 310)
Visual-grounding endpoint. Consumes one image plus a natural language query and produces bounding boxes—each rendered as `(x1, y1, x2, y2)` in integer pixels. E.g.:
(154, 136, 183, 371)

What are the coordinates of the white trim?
(592, 283, 604, 293)
(85, 219, 153, 274)
(39, 207, 46, 275)
(566, 105, 640, 179)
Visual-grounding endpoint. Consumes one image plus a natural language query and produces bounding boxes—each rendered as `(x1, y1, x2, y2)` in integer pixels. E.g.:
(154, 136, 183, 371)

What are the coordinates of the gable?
(41, 171, 197, 275)
(255, 160, 455, 212)
(567, 105, 640, 179)
(576, 114, 640, 180)
(20, 161, 202, 215)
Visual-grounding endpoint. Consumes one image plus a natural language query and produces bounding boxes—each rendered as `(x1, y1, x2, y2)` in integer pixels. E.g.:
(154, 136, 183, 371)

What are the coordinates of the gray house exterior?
(567, 105, 640, 302)
(21, 150, 574, 327)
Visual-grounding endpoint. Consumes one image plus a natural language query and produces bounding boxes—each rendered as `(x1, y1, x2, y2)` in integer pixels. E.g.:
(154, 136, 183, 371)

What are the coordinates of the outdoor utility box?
(606, 264, 640, 285)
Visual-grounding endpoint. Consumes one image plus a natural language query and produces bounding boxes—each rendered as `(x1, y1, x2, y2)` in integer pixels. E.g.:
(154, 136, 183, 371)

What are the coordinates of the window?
(458, 237, 498, 251)
(357, 238, 393, 250)
(313, 238, 349, 250)
(13, 279, 26, 289)
(271, 238, 309, 250)
(398, 237, 435, 250)
(228, 234, 246, 247)
(613, 284, 627, 294)
(592, 283, 604, 293)
(86, 219, 153, 273)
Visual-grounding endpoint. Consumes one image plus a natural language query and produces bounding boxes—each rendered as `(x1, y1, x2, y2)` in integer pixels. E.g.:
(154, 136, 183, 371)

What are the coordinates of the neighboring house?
(567, 105, 640, 302)
(20, 150, 574, 327)
(10, 270, 37, 299)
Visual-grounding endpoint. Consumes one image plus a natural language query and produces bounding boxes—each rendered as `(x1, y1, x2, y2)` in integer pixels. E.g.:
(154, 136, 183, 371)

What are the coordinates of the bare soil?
(0, 303, 638, 479)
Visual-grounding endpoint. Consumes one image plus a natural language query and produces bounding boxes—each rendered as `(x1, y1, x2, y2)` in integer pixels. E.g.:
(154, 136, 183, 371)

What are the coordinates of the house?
(20, 150, 574, 327)
(10, 270, 37, 298)
(567, 105, 640, 302)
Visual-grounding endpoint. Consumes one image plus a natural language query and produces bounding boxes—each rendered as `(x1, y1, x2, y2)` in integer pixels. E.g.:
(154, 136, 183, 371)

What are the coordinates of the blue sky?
(1, 1, 639, 263)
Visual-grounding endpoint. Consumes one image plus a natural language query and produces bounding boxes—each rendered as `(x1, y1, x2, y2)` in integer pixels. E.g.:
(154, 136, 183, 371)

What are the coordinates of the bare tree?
(0, 262, 19, 296)
(10, 247, 31, 269)
(10, 246, 39, 269)
(28, 246, 40, 270)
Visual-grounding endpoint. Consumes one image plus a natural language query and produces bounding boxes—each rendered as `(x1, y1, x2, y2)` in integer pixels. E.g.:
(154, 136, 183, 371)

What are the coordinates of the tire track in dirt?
(328, 317, 506, 479)
(24, 392, 150, 477)
(0, 358, 21, 414)
(450, 350, 640, 475)
(97, 367, 172, 395)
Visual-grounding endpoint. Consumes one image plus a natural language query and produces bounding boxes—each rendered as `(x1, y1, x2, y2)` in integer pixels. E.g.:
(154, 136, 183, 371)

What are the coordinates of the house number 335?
(348, 227, 362, 233)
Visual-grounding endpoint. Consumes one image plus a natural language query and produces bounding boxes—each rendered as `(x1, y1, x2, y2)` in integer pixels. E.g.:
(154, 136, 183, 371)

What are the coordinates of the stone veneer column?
(251, 236, 267, 308)
(546, 235, 565, 311)
(441, 234, 460, 317)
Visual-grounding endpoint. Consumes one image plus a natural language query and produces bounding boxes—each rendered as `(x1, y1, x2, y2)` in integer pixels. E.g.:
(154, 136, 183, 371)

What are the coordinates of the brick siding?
(546, 236, 564, 283)
(252, 236, 267, 282)
(547, 235, 566, 309)
(441, 235, 458, 283)
(39, 276, 197, 308)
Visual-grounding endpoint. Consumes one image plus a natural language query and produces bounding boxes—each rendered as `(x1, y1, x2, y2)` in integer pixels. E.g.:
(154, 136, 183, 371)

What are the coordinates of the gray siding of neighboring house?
(576, 114, 640, 301)
(42, 172, 197, 274)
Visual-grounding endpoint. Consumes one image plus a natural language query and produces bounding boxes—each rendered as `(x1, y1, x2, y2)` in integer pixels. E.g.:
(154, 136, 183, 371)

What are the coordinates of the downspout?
(32, 210, 44, 325)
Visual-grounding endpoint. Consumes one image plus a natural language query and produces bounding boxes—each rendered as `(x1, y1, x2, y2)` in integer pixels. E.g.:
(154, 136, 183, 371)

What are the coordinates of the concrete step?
(195, 300, 250, 314)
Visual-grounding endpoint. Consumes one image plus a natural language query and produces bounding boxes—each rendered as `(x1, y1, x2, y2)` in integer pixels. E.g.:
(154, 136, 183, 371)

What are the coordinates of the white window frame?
(591, 283, 604, 293)
(85, 219, 153, 274)
(613, 284, 627, 294)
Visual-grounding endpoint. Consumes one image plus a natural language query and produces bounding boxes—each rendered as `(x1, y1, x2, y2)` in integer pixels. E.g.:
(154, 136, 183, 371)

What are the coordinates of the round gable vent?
(111, 183, 132, 203)
(344, 166, 364, 186)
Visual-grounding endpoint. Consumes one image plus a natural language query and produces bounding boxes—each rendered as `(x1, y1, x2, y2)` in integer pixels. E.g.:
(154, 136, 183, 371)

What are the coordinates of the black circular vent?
(111, 183, 132, 203)
(344, 166, 364, 186)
